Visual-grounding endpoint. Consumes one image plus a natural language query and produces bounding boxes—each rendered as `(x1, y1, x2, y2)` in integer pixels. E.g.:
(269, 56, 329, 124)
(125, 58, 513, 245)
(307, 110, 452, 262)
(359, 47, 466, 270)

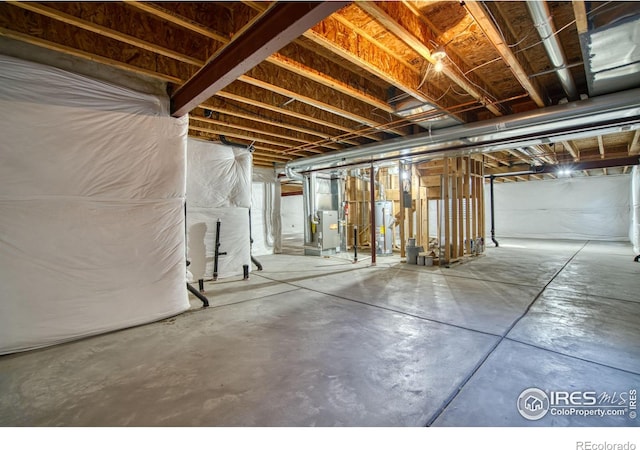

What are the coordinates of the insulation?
(281, 195, 305, 235)
(486, 175, 631, 241)
(251, 167, 282, 256)
(631, 166, 640, 254)
(185, 138, 252, 279)
(0, 55, 189, 354)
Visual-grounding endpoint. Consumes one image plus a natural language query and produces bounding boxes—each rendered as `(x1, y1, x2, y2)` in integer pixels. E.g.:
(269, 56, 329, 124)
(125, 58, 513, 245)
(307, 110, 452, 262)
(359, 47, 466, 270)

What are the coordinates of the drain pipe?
(489, 175, 499, 247)
(369, 164, 376, 266)
(527, 1, 578, 100)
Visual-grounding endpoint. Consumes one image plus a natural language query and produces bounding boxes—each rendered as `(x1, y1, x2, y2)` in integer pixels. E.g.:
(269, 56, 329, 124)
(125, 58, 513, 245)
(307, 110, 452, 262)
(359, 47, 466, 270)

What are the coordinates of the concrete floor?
(1, 239, 639, 426)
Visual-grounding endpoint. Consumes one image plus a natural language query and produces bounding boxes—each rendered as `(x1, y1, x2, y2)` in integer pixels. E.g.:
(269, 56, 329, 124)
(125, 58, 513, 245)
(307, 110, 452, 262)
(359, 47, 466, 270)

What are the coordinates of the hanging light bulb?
(432, 46, 446, 73)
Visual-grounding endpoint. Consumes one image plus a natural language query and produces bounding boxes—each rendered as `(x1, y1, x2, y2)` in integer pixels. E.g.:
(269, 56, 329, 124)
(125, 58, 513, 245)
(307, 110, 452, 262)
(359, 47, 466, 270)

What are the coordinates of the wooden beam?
(485, 164, 532, 176)
(197, 101, 345, 149)
(215, 89, 380, 142)
(238, 63, 403, 133)
(505, 149, 532, 165)
(132, 1, 393, 116)
(597, 135, 605, 159)
(126, 1, 229, 43)
(191, 112, 326, 152)
(0, 26, 182, 84)
(572, 0, 589, 34)
(189, 121, 299, 150)
(561, 140, 580, 161)
(7, 2, 203, 66)
(630, 130, 640, 155)
(8, 2, 396, 140)
(267, 52, 393, 114)
(305, 14, 437, 106)
(464, 1, 546, 108)
(359, 1, 502, 116)
(171, 2, 348, 116)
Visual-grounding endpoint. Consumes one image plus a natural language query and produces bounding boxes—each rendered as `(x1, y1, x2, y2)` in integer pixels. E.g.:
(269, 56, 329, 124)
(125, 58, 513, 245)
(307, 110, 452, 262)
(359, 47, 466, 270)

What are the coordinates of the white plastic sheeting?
(186, 138, 251, 279)
(486, 175, 631, 241)
(0, 55, 189, 354)
(252, 167, 282, 256)
(281, 194, 304, 235)
(631, 166, 640, 253)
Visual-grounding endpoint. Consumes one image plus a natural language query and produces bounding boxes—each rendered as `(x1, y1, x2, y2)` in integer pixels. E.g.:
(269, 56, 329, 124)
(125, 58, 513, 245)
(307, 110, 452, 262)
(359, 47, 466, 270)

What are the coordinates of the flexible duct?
(527, 1, 578, 100)
(284, 88, 640, 176)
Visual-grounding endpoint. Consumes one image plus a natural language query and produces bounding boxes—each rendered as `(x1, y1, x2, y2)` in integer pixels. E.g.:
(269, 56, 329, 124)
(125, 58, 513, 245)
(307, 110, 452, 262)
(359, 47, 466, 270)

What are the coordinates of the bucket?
(417, 255, 425, 266)
(406, 246, 423, 264)
(424, 256, 434, 266)
(407, 238, 416, 247)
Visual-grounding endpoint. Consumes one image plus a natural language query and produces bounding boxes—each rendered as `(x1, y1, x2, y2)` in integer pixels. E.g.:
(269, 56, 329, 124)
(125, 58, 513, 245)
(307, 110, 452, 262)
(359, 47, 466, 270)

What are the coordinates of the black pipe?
(184, 202, 209, 307)
(490, 175, 499, 248)
(243, 264, 249, 280)
(198, 279, 204, 293)
(187, 282, 209, 307)
(249, 209, 263, 271)
(353, 225, 358, 263)
(251, 256, 263, 271)
(213, 219, 227, 281)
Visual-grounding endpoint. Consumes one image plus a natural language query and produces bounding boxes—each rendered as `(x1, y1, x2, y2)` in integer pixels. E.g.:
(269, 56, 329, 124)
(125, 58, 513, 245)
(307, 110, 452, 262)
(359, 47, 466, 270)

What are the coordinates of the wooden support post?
(420, 185, 428, 249)
(451, 158, 458, 260)
(465, 158, 472, 255)
(443, 158, 450, 264)
(473, 161, 482, 239)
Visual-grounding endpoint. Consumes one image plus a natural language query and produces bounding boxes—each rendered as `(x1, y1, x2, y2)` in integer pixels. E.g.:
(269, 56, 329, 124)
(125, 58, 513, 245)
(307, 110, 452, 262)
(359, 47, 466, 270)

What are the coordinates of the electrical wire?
(449, 57, 500, 106)
(514, 18, 578, 54)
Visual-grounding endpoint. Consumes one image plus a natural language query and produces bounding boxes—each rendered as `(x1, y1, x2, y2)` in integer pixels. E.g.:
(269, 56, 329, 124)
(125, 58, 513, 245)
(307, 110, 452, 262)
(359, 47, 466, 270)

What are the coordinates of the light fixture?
(556, 167, 573, 177)
(432, 46, 446, 60)
(432, 46, 446, 72)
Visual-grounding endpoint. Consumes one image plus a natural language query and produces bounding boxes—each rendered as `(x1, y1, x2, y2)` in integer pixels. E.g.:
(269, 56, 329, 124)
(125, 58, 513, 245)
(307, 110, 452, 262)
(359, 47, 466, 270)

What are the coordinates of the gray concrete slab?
(432, 340, 640, 426)
(281, 266, 540, 335)
(251, 253, 370, 284)
(0, 289, 497, 426)
(2, 238, 638, 427)
(187, 273, 300, 310)
(548, 244, 640, 303)
(438, 239, 586, 287)
(508, 289, 640, 373)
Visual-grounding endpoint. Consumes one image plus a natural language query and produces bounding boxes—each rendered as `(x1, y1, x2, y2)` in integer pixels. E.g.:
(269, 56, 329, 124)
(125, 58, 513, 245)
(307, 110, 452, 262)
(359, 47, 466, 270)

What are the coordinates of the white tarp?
(486, 175, 631, 241)
(0, 55, 189, 354)
(281, 194, 304, 235)
(252, 167, 282, 256)
(186, 138, 251, 279)
(631, 166, 640, 253)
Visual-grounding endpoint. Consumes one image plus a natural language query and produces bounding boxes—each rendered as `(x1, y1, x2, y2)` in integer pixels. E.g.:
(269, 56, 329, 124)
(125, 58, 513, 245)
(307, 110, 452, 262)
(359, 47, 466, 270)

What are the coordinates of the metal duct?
(284, 88, 640, 175)
(527, 1, 578, 100)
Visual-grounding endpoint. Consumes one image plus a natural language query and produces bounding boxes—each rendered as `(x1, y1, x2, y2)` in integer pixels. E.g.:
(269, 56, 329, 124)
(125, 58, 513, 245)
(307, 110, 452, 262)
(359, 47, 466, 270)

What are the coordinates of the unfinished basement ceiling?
(1, 1, 639, 182)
